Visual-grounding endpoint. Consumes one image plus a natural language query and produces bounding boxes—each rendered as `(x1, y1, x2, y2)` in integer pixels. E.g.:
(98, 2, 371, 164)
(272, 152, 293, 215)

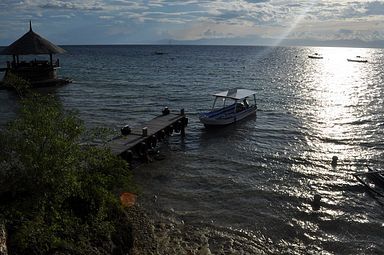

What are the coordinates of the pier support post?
(142, 127, 148, 137)
(162, 107, 170, 115)
(121, 150, 133, 162)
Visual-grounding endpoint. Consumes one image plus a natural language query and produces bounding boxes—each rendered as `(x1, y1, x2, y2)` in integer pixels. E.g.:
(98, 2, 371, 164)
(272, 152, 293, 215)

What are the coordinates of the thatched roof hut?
(1, 21, 65, 56)
(0, 21, 70, 87)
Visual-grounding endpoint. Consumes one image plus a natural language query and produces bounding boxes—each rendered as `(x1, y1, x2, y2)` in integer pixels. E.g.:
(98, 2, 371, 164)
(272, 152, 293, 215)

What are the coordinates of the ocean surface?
(1, 45, 384, 254)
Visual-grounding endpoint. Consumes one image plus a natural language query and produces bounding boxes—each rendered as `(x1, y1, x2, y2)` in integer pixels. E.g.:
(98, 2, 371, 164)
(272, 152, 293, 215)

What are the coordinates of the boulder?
(0, 224, 7, 255)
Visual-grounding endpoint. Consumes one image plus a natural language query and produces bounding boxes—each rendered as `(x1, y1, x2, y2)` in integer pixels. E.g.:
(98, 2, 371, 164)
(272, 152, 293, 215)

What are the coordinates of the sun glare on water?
(305, 47, 374, 161)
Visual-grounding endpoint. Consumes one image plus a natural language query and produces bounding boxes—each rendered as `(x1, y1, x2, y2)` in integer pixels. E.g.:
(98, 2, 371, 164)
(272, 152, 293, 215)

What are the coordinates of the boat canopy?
(213, 88, 257, 100)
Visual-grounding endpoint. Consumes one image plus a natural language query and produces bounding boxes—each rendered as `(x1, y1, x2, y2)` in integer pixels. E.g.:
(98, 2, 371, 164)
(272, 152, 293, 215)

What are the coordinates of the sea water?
(1, 45, 384, 254)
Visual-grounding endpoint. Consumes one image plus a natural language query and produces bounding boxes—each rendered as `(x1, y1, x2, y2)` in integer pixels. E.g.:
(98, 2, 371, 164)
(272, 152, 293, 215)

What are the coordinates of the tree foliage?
(0, 93, 136, 254)
(2, 72, 30, 97)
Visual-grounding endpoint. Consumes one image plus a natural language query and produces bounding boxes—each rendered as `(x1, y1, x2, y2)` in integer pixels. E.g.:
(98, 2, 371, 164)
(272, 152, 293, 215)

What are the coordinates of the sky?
(0, 0, 383, 47)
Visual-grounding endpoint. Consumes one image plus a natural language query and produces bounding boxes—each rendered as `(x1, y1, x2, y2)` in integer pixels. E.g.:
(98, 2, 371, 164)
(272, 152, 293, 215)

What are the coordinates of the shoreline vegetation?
(0, 77, 219, 255)
(0, 85, 142, 254)
(0, 75, 267, 255)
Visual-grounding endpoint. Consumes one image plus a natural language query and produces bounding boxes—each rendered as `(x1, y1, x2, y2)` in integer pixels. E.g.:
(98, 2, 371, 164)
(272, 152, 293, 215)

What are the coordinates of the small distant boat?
(199, 88, 257, 127)
(153, 51, 167, 55)
(353, 166, 384, 197)
(308, 53, 323, 59)
(347, 56, 368, 63)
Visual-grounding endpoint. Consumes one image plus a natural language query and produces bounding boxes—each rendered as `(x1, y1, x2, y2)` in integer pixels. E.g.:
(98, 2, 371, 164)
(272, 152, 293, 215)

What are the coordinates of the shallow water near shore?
(1, 45, 384, 254)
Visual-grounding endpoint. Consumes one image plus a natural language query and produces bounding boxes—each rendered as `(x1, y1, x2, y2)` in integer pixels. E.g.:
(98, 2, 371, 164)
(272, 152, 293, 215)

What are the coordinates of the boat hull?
(199, 104, 257, 126)
(308, 56, 323, 59)
(347, 59, 368, 63)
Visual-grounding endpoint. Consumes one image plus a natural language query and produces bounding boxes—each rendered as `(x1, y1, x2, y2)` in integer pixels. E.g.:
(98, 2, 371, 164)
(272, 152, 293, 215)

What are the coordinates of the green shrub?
(0, 93, 136, 254)
(2, 72, 30, 97)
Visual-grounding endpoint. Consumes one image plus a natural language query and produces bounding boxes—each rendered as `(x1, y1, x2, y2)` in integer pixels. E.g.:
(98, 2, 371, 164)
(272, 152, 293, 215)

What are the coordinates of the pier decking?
(107, 109, 188, 161)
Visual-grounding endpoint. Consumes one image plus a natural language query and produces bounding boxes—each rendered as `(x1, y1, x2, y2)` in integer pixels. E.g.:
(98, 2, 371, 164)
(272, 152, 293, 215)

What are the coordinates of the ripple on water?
(1, 45, 384, 254)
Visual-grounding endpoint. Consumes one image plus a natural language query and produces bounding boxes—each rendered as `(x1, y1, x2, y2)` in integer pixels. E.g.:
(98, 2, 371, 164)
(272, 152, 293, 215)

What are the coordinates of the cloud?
(50, 14, 74, 19)
(338, 29, 354, 35)
(364, 1, 384, 16)
(99, 15, 114, 20)
(202, 28, 234, 39)
(40, 1, 104, 11)
(244, 0, 269, 3)
(0, 0, 384, 46)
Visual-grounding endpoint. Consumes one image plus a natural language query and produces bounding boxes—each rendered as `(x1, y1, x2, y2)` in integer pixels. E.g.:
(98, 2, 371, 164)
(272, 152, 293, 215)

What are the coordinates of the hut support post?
(181, 123, 185, 137)
(180, 108, 186, 138)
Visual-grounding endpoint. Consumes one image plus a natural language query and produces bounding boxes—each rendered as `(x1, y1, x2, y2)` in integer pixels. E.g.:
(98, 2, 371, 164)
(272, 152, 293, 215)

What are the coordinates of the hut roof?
(1, 22, 66, 55)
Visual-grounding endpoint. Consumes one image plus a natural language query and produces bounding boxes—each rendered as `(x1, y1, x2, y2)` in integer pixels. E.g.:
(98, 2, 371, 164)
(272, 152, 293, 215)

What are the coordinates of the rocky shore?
(0, 224, 6, 255)
(127, 204, 215, 255)
(128, 204, 267, 255)
(1, 205, 267, 255)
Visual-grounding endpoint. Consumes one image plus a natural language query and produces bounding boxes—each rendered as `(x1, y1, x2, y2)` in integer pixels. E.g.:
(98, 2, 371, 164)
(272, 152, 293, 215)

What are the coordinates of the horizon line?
(0, 43, 382, 50)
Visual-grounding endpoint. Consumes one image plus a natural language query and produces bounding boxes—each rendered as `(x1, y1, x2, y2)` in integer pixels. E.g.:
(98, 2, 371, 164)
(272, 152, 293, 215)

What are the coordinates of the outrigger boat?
(353, 166, 384, 197)
(199, 88, 257, 127)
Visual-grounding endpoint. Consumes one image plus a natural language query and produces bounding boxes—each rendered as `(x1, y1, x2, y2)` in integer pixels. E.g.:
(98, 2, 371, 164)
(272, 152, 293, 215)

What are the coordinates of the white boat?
(347, 56, 368, 63)
(308, 53, 323, 59)
(199, 88, 257, 127)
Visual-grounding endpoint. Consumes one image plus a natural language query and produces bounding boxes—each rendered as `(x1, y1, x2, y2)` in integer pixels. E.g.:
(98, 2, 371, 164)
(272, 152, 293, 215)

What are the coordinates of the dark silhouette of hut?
(1, 21, 70, 87)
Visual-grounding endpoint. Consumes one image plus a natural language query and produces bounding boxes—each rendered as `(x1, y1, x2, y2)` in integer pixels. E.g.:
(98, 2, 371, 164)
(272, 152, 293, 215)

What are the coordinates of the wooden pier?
(107, 108, 188, 161)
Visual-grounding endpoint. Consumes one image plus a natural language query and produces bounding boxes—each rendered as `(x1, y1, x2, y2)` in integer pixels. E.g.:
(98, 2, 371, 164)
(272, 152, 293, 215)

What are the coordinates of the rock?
(0, 224, 7, 255)
(198, 243, 212, 255)
(124, 206, 157, 255)
(331, 156, 338, 167)
(311, 194, 322, 211)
